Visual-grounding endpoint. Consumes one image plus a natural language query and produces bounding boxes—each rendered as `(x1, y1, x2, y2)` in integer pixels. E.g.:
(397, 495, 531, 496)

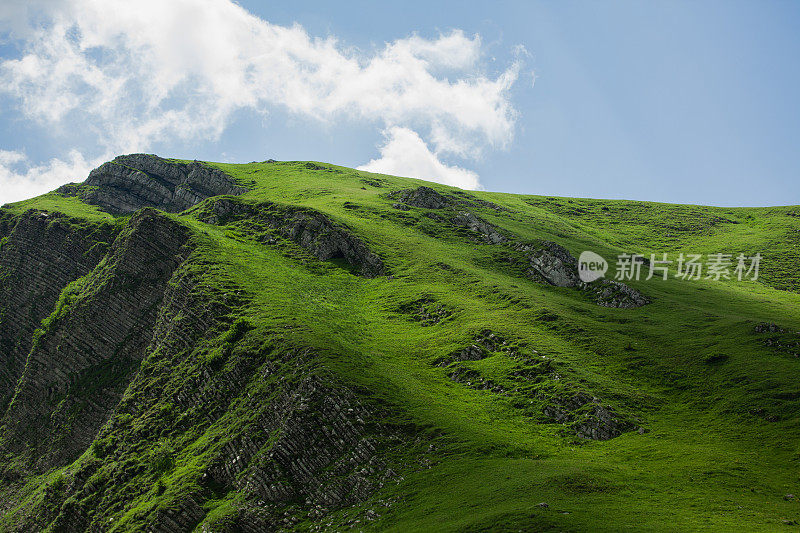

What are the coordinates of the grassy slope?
(5, 160, 800, 531)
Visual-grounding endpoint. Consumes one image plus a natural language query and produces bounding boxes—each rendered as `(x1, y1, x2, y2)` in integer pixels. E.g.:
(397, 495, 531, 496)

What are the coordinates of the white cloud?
(0, 150, 26, 166)
(0, 149, 100, 204)
(0, 0, 522, 201)
(358, 127, 481, 190)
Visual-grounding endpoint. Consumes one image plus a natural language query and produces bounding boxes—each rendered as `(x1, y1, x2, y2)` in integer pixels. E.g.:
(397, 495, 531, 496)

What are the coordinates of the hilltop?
(0, 154, 799, 531)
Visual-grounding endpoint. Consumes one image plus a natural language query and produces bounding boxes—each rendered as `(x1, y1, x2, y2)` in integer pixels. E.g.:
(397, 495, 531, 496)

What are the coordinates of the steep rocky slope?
(0, 209, 193, 472)
(0, 157, 415, 530)
(56, 153, 248, 215)
(1, 155, 799, 531)
(0, 211, 118, 415)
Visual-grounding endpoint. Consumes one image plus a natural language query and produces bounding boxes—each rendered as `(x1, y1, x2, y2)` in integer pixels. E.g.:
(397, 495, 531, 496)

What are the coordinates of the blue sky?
(1, 1, 798, 206)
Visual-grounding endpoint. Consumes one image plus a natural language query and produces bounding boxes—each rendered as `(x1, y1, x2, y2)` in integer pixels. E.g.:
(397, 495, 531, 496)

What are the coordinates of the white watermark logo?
(578, 251, 608, 282)
(578, 251, 762, 282)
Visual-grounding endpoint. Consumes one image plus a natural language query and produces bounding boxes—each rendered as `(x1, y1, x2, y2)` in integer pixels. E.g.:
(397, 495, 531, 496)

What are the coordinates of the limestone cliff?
(0, 211, 118, 415)
(0, 209, 193, 472)
(57, 154, 248, 215)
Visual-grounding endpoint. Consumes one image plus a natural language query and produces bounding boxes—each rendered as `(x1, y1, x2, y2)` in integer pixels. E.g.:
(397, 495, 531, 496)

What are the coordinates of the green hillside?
(1, 156, 799, 531)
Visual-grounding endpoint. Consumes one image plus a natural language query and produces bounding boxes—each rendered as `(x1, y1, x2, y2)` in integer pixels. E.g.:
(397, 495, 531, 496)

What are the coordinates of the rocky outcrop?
(515, 241, 649, 308)
(198, 198, 386, 277)
(451, 211, 508, 244)
(396, 297, 453, 326)
(388, 189, 647, 308)
(433, 330, 636, 440)
(0, 210, 118, 414)
(392, 186, 450, 209)
(125, 278, 403, 532)
(57, 154, 247, 214)
(196, 370, 394, 532)
(386, 189, 649, 309)
(516, 241, 581, 287)
(0, 208, 193, 471)
(14, 265, 407, 532)
(22, 251, 251, 532)
(543, 392, 633, 441)
(586, 279, 650, 309)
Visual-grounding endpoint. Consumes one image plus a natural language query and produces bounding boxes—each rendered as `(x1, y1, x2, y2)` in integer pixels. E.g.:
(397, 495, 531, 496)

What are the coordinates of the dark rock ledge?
(0, 210, 119, 413)
(196, 198, 386, 278)
(57, 153, 248, 215)
(0, 208, 194, 471)
(387, 187, 648, 308)
(515, 241, 650, 309)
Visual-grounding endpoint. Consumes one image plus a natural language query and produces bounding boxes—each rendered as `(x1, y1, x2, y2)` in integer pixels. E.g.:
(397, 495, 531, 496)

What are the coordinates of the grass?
(1, 159, 800, 531)
(2, 192, 115, 222)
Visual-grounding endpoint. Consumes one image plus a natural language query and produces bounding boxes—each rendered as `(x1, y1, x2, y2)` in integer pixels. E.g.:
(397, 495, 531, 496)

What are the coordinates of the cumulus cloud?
(0, 0, 521, 201)
(358, 127, 481, 189)
(0, 149, 99, 204)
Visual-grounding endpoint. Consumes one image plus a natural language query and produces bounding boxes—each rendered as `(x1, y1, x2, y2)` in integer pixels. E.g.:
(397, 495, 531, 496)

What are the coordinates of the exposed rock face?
(387, 188, 647, 309)
(198, 198, 386, 277)
(0, 206, 408, 531)
(121, 276, 402, 532)
(394, 186, 450, 209)
(587, 279, 650, 309)
(196, 370, 394, 532)
(0, 210, 117, 413)
(12, 278, 402, 532)
(543, 392, 632, 441)
(58, 154, 247, 214)
(516, 241, 649, 308)
(451, 211, 507, 244)
(516, 241, 581, 287)
(0, 208, 193, 471)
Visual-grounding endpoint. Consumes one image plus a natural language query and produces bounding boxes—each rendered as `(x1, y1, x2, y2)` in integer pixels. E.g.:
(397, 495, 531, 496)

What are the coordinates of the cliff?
(57, 154, 248, 215)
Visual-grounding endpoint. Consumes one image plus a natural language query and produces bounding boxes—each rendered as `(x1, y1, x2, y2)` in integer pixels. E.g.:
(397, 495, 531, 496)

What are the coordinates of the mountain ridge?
(0, 154, 799, 531)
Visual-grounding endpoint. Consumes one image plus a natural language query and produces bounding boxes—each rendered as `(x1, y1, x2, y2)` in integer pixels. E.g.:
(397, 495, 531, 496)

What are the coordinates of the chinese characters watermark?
(578, 251, 761, 283)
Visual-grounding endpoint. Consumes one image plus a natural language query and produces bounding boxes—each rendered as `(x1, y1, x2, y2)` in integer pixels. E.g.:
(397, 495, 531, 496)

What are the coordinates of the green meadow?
(2, 160, 799, 531)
